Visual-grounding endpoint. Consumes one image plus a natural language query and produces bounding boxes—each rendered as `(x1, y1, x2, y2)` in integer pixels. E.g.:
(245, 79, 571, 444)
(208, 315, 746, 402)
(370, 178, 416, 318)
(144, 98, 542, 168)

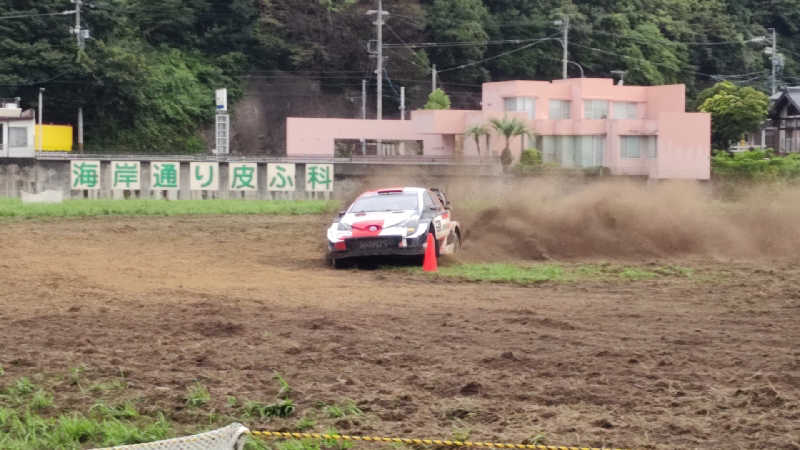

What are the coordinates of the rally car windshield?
(349, 193, 419, 213)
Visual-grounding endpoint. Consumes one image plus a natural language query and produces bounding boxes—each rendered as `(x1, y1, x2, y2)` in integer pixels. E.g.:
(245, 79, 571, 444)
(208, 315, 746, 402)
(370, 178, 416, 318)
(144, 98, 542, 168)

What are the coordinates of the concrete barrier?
(0, 158, 501, 201)
(21, 189, 64, 204)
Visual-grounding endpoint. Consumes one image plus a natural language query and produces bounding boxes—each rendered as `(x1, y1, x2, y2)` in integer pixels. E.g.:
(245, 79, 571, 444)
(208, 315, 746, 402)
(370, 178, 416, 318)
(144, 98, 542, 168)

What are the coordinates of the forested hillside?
(1, 0, 798, 153)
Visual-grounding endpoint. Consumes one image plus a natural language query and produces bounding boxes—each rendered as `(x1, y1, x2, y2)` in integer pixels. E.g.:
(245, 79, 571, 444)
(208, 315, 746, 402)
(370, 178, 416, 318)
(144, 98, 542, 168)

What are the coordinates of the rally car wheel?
(330, 257, 352, 269)
(452, 229, 462, 254)
(429, 227, 441, 257)
(327, 253, 348, 269)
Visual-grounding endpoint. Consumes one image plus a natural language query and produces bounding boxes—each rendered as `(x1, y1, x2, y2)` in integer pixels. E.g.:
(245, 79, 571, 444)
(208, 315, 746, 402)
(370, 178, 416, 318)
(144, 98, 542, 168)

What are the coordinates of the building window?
(540, 135, 605, 168)
(8, 126, 28, 148)
(584, 100, 609, 119)
(503, 97, 535, 119)
(613, 102, 639, 119)
(646, 136, 657, 158)
(621, 135, 656, 159)
(549, 100, 571, 119)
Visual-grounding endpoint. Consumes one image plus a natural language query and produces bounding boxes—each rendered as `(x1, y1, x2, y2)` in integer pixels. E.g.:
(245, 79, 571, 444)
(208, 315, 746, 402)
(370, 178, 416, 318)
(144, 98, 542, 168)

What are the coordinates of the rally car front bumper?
(327, 234, 428, 260)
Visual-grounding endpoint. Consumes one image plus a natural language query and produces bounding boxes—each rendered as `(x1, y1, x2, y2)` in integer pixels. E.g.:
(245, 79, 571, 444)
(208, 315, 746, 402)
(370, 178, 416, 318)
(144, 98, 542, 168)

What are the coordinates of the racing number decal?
(440, 211, 450, 234)
(433, 217, 443, 234)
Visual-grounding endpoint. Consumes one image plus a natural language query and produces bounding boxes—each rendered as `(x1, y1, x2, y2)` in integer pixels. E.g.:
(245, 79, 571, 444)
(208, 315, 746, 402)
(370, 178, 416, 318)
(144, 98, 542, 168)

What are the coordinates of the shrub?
(519, 148, 542, 167)
(423, 88, 451, 110)
(712, 149, 800, 181)
(513, 148, 545, 175)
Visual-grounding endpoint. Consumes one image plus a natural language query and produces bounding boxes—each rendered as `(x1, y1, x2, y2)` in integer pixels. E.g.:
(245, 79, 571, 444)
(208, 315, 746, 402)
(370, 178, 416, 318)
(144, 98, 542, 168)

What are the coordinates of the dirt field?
(0, 214, 798, 449)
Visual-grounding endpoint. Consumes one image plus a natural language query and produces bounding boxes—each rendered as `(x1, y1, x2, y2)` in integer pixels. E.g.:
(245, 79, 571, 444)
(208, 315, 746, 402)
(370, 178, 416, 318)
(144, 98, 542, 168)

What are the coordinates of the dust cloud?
(447, 178, 800, 260)
(343, 170, 800, 260)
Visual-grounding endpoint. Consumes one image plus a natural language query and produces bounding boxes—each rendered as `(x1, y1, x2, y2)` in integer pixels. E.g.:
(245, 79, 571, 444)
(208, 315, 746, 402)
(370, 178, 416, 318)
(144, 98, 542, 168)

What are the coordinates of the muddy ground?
(0, 214, 798, 449)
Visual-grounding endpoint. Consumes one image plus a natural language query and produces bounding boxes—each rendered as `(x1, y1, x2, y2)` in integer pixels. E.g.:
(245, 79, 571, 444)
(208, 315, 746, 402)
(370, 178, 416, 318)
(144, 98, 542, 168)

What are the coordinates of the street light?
(611, 70, 627, 86)
(569, 60, 584, 78)
(553, 16, 568, 79)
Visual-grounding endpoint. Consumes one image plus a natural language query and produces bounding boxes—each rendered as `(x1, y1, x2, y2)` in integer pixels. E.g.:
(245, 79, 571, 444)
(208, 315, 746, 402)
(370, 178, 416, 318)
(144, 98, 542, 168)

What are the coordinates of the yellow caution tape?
(249, 430, 627, 450)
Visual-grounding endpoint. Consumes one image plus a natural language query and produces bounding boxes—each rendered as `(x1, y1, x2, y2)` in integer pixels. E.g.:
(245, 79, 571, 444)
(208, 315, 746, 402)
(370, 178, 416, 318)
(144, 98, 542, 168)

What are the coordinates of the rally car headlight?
(337, 222, 352, 231)
(405, 220, 420, 235)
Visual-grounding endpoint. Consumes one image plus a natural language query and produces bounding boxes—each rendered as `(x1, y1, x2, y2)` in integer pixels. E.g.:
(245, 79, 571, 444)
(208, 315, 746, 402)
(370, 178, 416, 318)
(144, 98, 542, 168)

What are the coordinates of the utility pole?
(73, 0, 86, 152)
(367, 0, 388, 156)
(74, 0, 84, 50)
(361, 79, 367, 120)
(399, 86, 406, 155)
(770, 27, 777, 95)
(432, 64, 437, 92)
(38, 88, 44, 153)
(400, 86, 406, 120)
(361, 79, 366, 155)
(561, 16, 569, 79)
(367, 0, 388, 121)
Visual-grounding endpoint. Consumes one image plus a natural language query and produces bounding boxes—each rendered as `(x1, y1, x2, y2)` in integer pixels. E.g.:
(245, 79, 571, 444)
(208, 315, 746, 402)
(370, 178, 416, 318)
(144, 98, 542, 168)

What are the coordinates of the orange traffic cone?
(422, 233, 438, 272)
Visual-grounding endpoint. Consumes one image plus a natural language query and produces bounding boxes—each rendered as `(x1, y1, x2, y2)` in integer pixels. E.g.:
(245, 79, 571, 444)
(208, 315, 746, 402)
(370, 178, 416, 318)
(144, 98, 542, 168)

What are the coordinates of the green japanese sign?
(229, 163, 257, 191)
(267, 163, 295, 192)
(190, 162, 219, 191)
(111, 161, 140, 190)
(305, 164, 334, 192)
(71, 160, 101, 190)
(151, 162, 180, 190)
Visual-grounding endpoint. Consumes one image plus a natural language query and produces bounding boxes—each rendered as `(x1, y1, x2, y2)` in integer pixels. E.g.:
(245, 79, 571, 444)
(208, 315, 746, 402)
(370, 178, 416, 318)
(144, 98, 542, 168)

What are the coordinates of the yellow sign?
(35, 125, 73, 151)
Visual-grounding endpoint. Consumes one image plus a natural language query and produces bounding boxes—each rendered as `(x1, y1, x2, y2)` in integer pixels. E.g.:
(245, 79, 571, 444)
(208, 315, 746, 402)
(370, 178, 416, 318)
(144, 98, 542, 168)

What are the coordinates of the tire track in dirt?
(0, 215, 798, 449)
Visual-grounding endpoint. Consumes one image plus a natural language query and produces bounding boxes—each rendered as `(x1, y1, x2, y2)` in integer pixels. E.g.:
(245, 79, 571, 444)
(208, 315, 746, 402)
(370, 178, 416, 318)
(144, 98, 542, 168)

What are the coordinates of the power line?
(0, 10, 75, 20)
(0, 72, 72, 87)
(382, 36, 554, 49)
(586, 28, 770, 47)
(708, 70, 766, 78)
(384, 23, 430, 71)
(437, 36, 560, 74)
(567, 41, 717, 78)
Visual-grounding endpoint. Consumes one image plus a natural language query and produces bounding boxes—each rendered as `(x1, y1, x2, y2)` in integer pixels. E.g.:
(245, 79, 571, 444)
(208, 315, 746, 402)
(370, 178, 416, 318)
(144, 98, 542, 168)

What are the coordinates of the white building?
(0, 99, 36, 158)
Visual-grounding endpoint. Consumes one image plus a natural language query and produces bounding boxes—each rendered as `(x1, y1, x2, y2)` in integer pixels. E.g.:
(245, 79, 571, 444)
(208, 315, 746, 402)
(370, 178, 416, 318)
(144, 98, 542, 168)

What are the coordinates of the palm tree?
(490, 116, 530, 169)
(464, 124, 489, 160)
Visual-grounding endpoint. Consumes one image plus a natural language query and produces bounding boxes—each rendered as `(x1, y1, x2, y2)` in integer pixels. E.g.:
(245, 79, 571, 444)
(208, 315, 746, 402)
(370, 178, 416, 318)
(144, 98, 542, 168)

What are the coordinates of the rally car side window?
(423, 191, 443, 211)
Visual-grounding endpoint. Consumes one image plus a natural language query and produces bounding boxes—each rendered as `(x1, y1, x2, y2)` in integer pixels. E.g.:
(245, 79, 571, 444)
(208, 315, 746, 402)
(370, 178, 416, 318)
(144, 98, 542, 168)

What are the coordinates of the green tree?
(465, 123, 489, 159)
(697, 81, 769, 150)
(425, 0, 490, 82)
(489, 116, 530, 169)
(424, 88, 451, 110)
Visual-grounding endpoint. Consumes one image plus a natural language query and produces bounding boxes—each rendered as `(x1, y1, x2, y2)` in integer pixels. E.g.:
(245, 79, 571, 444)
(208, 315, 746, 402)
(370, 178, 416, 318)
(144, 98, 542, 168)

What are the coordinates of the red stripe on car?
(351, 220, 384, 237)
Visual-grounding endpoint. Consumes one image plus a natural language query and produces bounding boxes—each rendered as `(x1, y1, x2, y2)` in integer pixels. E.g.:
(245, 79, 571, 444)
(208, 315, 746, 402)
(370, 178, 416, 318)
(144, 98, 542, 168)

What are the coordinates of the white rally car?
(325, 187, 462, 267)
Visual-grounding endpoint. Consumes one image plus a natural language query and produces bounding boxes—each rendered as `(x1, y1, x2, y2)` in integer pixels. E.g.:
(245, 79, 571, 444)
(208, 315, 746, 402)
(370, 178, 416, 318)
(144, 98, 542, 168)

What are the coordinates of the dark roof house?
(768, 87, 800, 153)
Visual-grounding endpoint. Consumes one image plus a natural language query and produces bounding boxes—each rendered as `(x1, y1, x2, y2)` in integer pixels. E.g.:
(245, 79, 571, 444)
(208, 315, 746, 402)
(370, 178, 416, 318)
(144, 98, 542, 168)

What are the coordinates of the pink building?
(286, 78, 711, 179)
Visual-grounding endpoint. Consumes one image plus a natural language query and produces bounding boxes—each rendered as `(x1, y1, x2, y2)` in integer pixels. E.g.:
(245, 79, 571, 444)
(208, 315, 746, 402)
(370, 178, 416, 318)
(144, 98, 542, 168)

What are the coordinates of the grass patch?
(0, 404, 170, 449)
(322, 400, 362, 419)
(0, 369, 366, 450)
(429, 262, 695, 285)
(242, 399, 295, 419)
(0, 198, 338, 219)
(436, 263, 567, 284)
(185, 383, 211, 408)
(90, 401, 139, 420)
